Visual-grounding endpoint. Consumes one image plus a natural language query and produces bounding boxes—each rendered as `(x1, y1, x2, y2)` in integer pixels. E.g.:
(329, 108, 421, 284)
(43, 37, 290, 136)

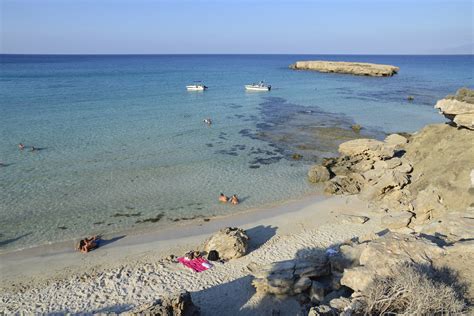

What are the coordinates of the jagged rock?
(130, 291, 200, 316)
(359, 170, 409, 200)
(289, 61, 399, 77)
(412, 185, 447, 224)
(309, 281, 326, 304)
(308, 165, 331, 183)
(339, 214, 369, 224)
(381, 211, 413, 229)
(324, 173, 366, 195)
(203, 227, 249, 260)
(338, 139, 394, 160)
(435, 88, 474, 129)
(329, 244, 362, 273)
(329, 297, 351, 312)
(417, 210, 474, 242)
(454, 113, 474, 130)
(384, 133, 408, 149)
(308, 305, 335, 316)
(341, 233, 445, 292)
(250, 256, 330, 296)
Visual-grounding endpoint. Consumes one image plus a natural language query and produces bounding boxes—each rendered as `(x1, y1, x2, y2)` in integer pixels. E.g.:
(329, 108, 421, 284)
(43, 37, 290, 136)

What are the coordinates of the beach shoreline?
(0, 191, 385, 314)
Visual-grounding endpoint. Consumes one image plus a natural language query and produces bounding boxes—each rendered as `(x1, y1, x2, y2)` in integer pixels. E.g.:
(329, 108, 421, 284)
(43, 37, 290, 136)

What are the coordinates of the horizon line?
(1, 53, 473, 56)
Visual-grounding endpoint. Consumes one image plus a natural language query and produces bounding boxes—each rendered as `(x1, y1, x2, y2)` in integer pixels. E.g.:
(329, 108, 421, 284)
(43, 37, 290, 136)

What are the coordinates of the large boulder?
(381, 211, 413, 229)
(129, 291, 200, 316)
(250, 256, 330, 296)
(384, 133, 408, 149)
(324, 173, 366, 195)
(435, 88, 474, 130)
(308, 165, 331, 183)
(412, 185, 446, 224)
(203, 227, 249, 260)
(341, 233, 445, 292)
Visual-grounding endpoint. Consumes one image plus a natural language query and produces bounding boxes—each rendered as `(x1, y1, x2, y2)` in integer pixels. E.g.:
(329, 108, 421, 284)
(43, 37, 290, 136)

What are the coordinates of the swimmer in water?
(230, 194, 239, 205)
(18, 143, 25, 150)
(219, 193, 229, 203)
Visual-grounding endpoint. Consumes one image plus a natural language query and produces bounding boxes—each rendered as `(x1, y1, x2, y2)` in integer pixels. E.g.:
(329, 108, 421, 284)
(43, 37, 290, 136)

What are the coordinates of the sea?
(1, 54, 472, 252)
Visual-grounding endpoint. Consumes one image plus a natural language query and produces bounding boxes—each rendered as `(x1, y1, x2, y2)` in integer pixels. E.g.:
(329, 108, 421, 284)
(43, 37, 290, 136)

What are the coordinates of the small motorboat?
(186, 81, 208, 91)
(245, 81, 271, 91)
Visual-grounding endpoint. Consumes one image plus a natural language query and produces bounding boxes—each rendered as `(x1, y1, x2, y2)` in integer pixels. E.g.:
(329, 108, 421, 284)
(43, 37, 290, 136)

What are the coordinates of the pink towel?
(178, 257, 212, 272)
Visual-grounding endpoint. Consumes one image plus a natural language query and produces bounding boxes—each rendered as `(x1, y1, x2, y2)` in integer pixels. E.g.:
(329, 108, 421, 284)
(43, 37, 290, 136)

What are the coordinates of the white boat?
(186, 82, 208, 91)
(245, 81, 271, 91)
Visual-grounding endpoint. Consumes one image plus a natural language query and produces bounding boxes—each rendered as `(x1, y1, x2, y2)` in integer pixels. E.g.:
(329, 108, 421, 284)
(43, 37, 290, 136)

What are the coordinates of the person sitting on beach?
(230, 194, 239, 205)
(18, 143, 25, 150)
(77, 236, 98, 253)
(219, 193, 229, 203)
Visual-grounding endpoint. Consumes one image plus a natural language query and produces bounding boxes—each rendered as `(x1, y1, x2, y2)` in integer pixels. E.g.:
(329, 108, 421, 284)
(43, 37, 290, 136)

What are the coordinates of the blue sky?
(1, 0, 472, 54)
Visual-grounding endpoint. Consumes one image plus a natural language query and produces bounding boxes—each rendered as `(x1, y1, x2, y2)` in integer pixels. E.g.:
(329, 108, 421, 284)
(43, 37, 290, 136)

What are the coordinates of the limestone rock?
(308, 305, 335, 316)
(338, 139, 394, 160)
(412, 185, 446, 223)
(308, 165, 331, 183)
(203, 227, 249, 260)
(381, 211, 413, 229)
(324, 173, 366, 195)
(435, 88, 474, 129)
(329, 297, 351, 312)
(341, 233, 445, 292)
(418, 210, 474, 242)
(250, 256, 330, 296)
(384, 133, 408, 149)
(130, 291, 200, 316)
(329, 244, 362, 273)
(289, 61, 399, 77)
(359, 170, 409, 200)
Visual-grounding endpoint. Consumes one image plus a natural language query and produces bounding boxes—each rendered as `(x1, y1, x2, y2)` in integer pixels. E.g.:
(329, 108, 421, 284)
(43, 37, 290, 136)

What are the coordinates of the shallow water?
(0, 54, 472, 251)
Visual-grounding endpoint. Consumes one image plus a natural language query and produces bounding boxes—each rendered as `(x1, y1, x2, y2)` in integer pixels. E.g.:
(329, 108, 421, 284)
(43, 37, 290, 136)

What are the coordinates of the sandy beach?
(0, 193, 384, 314)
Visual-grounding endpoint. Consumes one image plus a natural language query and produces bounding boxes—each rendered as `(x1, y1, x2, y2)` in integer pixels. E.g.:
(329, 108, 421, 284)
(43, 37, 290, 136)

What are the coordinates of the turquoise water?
(1, 55, 472, 251)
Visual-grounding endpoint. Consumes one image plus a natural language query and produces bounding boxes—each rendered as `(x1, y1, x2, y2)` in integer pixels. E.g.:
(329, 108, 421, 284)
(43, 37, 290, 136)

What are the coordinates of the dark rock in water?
(351, 124, 362, 133)
(249, 165, 261, 169)
(292, 153, 303, 160)
(407, 95, 415, 101)
(130, 291, 200, 316)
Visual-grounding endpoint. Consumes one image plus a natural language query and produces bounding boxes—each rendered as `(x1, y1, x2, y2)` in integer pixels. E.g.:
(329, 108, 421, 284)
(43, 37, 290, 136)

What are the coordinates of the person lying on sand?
(77, 236, 98, 253)
(230, 194, 239, 205)
(219, 193, 229, 203)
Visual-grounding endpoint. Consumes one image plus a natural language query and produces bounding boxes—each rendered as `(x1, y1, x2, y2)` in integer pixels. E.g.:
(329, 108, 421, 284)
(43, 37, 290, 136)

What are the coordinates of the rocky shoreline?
(289, 61, 399, 77)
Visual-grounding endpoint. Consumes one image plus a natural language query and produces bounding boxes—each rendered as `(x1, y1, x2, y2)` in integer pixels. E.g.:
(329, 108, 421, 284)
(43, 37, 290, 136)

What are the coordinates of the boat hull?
(186, 85, 207, 91)
(244, 85, 271, 91)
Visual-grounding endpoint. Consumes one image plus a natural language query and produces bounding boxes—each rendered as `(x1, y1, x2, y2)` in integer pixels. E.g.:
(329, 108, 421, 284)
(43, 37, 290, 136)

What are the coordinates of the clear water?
(1, 54, 472, 252)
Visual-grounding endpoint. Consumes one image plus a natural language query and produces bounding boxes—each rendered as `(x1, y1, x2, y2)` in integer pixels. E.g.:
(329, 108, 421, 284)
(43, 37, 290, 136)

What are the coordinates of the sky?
(1, 0, 473, 54)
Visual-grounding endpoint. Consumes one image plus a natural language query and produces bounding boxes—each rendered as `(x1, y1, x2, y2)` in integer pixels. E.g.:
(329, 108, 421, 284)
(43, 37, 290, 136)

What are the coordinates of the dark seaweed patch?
(57, 226, 67, 230)
(249, 165, 261, 169)
(136, 213, 164, 224)
(94, 221, 105, 225)
(205, 143, 214, 147)
(112, 212, 142, 218)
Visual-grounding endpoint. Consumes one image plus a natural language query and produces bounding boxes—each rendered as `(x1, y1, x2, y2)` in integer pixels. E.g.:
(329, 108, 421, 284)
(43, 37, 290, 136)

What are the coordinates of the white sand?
(0, 195, 384, 315)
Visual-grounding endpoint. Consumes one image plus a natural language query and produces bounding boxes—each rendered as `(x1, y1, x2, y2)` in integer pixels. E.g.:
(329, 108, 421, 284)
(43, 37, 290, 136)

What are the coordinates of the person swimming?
(219, 193, 229, 203)
(230, 194, 239, 205)
(203, 118, 212, 125)
(18, 143, 25, 150)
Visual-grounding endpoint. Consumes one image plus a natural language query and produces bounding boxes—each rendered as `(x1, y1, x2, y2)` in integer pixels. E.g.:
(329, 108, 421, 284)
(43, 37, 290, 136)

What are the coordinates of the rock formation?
(203, 227, 249, 260)
(435, 88, 474, 130)
(289, 61, 399, 77)
(129, 291, 200, 316)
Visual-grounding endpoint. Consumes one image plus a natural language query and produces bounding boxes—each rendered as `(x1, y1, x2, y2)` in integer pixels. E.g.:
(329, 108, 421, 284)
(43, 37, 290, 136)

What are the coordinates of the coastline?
(0, 193, 384, 314)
